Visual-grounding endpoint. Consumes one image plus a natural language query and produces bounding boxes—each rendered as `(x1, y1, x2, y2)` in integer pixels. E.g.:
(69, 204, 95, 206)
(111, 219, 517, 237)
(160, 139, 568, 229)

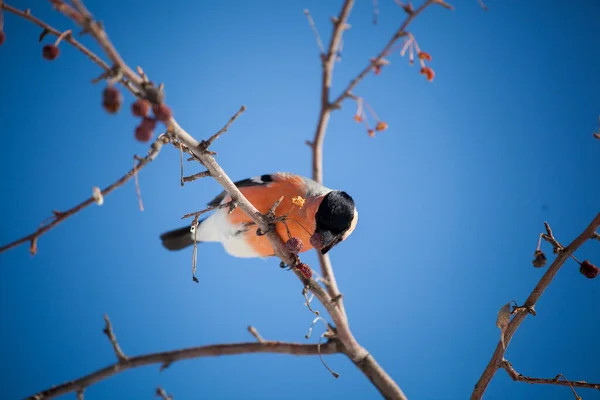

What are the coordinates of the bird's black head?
(314, 190, 357, 254)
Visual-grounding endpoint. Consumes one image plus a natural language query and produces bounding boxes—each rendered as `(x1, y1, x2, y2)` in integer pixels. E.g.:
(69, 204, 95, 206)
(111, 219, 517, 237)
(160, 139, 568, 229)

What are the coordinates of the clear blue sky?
(1, 1, 599, 399)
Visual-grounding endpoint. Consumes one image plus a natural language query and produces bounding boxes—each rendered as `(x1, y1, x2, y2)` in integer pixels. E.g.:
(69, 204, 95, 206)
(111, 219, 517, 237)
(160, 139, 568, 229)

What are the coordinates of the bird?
(160, 172, 358, 258)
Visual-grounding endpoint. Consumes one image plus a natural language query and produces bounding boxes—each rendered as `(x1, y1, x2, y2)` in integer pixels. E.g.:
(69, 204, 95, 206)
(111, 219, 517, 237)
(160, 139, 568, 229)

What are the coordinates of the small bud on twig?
(92, 186, 103, 205)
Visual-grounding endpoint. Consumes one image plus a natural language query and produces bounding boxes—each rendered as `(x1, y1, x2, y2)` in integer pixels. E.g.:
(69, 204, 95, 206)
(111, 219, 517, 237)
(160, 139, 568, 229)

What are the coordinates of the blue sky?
(1, 1, 599, 399)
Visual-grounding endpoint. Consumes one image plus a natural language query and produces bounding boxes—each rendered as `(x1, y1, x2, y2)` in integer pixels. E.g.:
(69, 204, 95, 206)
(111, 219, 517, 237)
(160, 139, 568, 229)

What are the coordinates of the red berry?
(42, 44, 60, 60)
(295, 263, 312, 280)
(0, 31, 6, 46)
(152, 103, 172, 122)
(375, 121, 388, 132)
(420, 66, 435, 82)
(102, 86, 122, 114)
(134, 117, 156, 142)
(131, 99, 150, 117)
(310, 232, 324, 250)
(418, 51, 432, 61)
(285, 237, 304, 254)
(579, 260, 599, 279)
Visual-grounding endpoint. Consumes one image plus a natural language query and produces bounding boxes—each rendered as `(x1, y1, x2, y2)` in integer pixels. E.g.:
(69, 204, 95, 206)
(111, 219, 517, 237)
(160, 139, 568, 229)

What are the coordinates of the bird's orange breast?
(224, 175, 320, 257)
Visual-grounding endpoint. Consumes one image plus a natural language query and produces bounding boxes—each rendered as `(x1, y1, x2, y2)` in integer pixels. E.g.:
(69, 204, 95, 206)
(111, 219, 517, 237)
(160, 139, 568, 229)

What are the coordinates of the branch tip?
(102, 314, 127, 362)
(247, 326, 265, 343)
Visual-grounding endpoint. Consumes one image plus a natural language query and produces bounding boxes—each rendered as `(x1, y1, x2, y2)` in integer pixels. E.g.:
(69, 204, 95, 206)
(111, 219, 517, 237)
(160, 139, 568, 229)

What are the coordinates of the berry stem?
(53, 29, 72, 46)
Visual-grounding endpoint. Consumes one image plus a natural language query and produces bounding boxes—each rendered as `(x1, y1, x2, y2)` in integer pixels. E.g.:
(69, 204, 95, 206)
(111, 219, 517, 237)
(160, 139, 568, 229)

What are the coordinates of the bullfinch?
(160, 172, 358, 257)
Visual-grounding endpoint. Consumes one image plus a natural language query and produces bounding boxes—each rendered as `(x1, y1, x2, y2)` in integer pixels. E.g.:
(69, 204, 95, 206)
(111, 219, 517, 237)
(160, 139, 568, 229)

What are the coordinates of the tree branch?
(471, 213, 600, 400)
(5, 2, 440, 399)
(27, 317, 340, 399)
(0, 134, 168, 255)
(302, 1, 445, 398)
(501, 359, 600, 391)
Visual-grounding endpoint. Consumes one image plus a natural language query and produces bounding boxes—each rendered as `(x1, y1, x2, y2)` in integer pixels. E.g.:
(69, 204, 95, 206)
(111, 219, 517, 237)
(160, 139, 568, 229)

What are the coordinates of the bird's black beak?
(319, 230, 340, 255)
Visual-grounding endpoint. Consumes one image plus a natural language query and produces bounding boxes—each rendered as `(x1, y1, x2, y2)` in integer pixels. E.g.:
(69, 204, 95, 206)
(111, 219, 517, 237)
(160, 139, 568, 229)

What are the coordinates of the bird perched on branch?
(160, 172, 358, 258)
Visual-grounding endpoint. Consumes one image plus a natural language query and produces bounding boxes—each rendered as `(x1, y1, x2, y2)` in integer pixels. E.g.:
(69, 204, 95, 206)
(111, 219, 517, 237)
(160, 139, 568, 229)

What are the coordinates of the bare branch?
(501, 359, 600, 391)
(471, 213, 600, 399)
(200, 105, 246, 150)
(133, 156, 144, 211)
(102, 314, 127, 362)
(27, 332, 340, 399)
(247, 326, 265, 343)
(155, 387, 173, 400)
(181, 201, 235, 220)
(0, 134, 169, 255)
(303, 9, 325, 54)
(373, 0, 379, 24)
(182, 171, 210, 184)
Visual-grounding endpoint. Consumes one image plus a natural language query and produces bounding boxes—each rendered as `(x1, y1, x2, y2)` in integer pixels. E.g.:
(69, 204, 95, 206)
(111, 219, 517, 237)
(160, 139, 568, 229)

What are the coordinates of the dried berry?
(131, 99, 150, 117)
(420, 66, 435, 82)
(367, 129, 375, 137)
(375, 121, 388, 132)
(102, 86, 122, 114)
(285, 237, 304, 254)
(296, 263, 313, 280)
(579, 260, 599, 279)
(0, 31, 5, 46)
(532, 250, 546, 268)
(418, 51, 432, 61)
(135, 117, 156, 142)
(42, 44, 60, 60)
(310, 232, 324, 250)
(152, 103, 172, 122)
(354, 114, 362, 123)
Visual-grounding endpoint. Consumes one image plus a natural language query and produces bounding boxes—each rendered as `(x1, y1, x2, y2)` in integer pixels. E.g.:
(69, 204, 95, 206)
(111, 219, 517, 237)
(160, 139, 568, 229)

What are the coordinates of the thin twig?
(178, 142, 184, 186)
(0, 134, 169, 255)
(191, 215, 200, 283)
(541, 221, 563, 253)
(471, 213, 600, 399)
(156, 387, 173, 400)
(182, 170, 210, 183)
(181, 201, 234, 220)
(501, 359, 599, 391)
(133, 156, 144, 211)
(247, 326, 265, 343)
(303, 9, 325, 54)
(200, 105, 246, 150)
(373, 0, 379, 24)
(102, 314, 127, 362)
